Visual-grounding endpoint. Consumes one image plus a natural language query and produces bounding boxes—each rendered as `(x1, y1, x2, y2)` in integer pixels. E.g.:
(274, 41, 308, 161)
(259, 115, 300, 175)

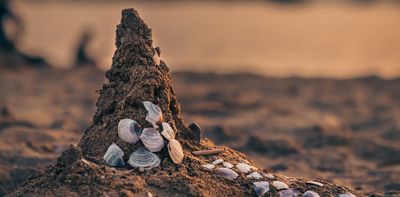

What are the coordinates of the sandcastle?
(8, 9, 359, 197)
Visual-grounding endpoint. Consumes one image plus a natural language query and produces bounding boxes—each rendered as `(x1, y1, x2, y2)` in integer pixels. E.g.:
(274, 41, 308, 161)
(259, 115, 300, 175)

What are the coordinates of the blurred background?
(0, 0, 400, 196)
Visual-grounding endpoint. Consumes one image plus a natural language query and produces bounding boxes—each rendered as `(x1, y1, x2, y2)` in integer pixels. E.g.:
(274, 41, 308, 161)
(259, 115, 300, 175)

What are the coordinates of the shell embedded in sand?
(143, 101, 163, 128)
(338, 193, 356, 197)
(253, 181, 270, 197)
(246, 172, 263, 179)
(161, 122, 175, 141)
(303, 191, 320, 197)
(202, 164, 215, 170)
(103, 143, 125, 167)
(215, 167, 238, 180)
(118, 118, 141, 144)
(140, 128, 165, 152)
(153, 48, 161, 66)
(279, 189, 299, 197)
(222, 162, 233, 168)
(168, 139, 184, 164)
(263, 173, 275, 179)
(212, 159, 224, 165)
(236, 163, 255, 173)
(188, 122, 202, 142)
(128, 148, 160, 171)
(306, 180, 323, 187)
(272, 181, 289, 190)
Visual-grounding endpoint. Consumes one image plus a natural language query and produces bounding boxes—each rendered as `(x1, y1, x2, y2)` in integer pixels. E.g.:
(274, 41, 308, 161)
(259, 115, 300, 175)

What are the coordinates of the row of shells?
(103, 101, 184, 170)
(203, 158, 356, 197)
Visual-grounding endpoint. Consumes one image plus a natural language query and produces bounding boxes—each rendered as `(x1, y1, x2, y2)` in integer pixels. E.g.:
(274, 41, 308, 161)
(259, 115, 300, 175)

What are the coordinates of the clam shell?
(140, 128, 164, 152)
(128, 148, 160, 171)
(168, 139, 184, 164)
(303, 191, 320, 197)
(272, 181, 289, 190)
(223, 162, 234, 169)
(338, 193, 356, 197)
(263, 173, 275, 179)
(279, 189, 300, 197)
(103, 143, 125, 167)
(161, 122, 175, 141)
(202, 164, 215, 170)
(247, 172, 263, 179)
(212, 159, 224, 165)
(143, 101, 163, 128)
(306, 180, 323, 187)
(253, 181, 270, 197)
(118, 118, 141, 144)
(236, 163, 255, 173)
(215, 167, 238, 180)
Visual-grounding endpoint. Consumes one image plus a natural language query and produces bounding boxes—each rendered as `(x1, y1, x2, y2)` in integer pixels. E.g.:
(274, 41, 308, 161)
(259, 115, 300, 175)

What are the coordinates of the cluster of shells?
(103, 101, 184, 171)
(202, 158, 356, 197)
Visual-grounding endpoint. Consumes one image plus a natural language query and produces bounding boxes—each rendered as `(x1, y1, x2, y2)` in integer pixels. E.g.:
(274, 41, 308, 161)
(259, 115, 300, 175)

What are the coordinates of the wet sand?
(0, 67, 399, 195)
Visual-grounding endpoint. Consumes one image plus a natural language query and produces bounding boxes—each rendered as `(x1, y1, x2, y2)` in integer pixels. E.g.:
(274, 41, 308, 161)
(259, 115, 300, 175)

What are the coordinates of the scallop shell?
(103, 143, 125, 167)
(215, 167, 238, 180)
(168, 139, 184, 164)
(140, 128, 164, 152)
(253, 181, 270, 197)
(247, 172, 263, 179)
(272, 181, 289, 190)
(128, 148, 160, 171)
(303, 191, 320, 197)
(118, 118, 141, 144)
(143, 101, 163, 128)
(161, 122, 175, 141)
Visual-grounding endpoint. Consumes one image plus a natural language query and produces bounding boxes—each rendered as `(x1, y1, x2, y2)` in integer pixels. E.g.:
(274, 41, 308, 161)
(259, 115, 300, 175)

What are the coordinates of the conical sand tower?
(8, 9, 359, 197)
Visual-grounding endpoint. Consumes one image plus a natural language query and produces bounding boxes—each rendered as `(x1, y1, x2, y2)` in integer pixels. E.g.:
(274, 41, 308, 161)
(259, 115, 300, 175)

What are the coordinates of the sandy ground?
(0, 67, 399, 196)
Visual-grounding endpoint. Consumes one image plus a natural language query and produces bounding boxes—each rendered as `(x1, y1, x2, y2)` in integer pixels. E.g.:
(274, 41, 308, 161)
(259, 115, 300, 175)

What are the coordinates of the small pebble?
(247, 172, 263, 179)
(223, 162, 234, 169)
(202, 164, 215, 170)
(272, 181, 289, 190)
(306, 180, 324, 187)
(146, 192, 153, 197)
(303, 191, 320, 197)
(236, 163, 255, 173)
(215, 167, 238, 180)
(212, 159, 224, 165)
(279, 189, 300, 197)
(253, 181, 270, 197)
(263, 172, 275, 179)
(338, 193, 356, 197)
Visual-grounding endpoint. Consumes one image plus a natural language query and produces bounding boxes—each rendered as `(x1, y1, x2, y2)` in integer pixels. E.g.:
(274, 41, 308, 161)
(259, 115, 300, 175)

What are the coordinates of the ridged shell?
(168, 139, 184, 164)
(140, 128, 165, 152)
(215, 167, 238, 180)
(118, 118, 141, 144)
(303, 191, 320, 197)
(143, 101, 163, 128)
(103, 143, 125, 167)
(128, 148, 160, 171)
(253, 181, 270, 197)
(161, 122, 175, 141)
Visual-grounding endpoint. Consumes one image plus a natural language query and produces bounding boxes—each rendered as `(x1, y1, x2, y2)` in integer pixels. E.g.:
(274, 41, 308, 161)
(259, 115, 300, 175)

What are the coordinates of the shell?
(279, 189, 300, 197)
(143, 101, 163, 128)
(263, 173, 275, 179)
(202, 164, 215, 170)
(247, 172, 263, 179)
(253, 181, 270, 197)
(223, 162, 234, 169)
(215, 167, 238, 180)
(118, 118, 141, 144)
(140, 128, 164, 152)
(161, 122, 175, 141)
(212, 159, 224, 165)
(338, 193, 356, 197)
(236, 163, 255, 173)
(188, 122, 202, 142)
(306, 180, 323, 187)
(128, 148, 160, 171)
(272, 181, 289, 190)
(103, 143, 125, 167)
(168, 139, 184, 164)
(303, 191, 320, 197)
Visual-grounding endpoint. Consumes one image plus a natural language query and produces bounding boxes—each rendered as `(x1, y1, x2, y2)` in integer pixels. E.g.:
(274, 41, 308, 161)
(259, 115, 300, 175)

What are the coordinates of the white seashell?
(143, 101, 163, 128)
(279, 189, 299, 197)
(215, 167, 238, 180)
(303, 191, 320, 197)
(128, 148, 160, 171)
(103, 143, 125, 167)
(118, 119, 141, 144)
(153, 48, 160, 66)
(236, 163, 255, 173)
(272, 181, 289, 190)
(202, 164, 215, 170)
(306, 180, 323, 187)
(253, 181, 270, 197)
(140, 128, 165, 152)
(223, 162, 234, 168)
(168, 139, 184, 164)
(212, 159, 224, 165)
(161, 122, 175, 141)
(262, 173, 275, 179)
(247, 172, 263, 179)
(338, 193, 356, 197)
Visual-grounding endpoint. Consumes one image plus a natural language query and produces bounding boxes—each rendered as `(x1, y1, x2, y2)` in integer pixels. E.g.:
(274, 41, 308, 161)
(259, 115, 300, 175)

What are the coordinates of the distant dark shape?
(0, 0, 19, 52)
(74, 29, 97, 68)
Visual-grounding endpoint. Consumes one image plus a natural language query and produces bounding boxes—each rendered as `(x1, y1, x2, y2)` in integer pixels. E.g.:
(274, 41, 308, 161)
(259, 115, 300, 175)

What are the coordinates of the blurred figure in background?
(0, 0, 20, 52)
(74, 29, 97, 69)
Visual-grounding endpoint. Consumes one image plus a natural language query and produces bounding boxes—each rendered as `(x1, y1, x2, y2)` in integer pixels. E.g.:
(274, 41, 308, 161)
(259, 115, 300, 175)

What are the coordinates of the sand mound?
(7, 9, 359, 197)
